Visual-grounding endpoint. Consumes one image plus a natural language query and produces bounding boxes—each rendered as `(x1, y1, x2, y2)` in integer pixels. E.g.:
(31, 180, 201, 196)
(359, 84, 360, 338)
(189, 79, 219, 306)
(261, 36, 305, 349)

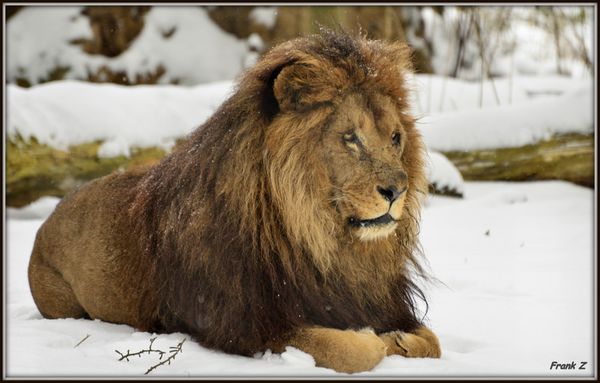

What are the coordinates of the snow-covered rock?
(249, 7, 278, 29)
(426, 151, 464, 197)
(7, 7, 251, 85)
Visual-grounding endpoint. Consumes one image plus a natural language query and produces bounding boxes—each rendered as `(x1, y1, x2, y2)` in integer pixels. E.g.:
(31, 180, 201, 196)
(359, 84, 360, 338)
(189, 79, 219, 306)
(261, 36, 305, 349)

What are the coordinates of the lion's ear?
(273, 61, 337, 112)
(272, 65, 299, 111)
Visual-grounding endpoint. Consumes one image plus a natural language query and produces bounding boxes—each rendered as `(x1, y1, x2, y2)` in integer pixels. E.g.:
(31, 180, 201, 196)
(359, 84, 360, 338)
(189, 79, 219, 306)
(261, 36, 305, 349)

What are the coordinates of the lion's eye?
(343, 132, 361, 146)
(392, 132, 401, 147)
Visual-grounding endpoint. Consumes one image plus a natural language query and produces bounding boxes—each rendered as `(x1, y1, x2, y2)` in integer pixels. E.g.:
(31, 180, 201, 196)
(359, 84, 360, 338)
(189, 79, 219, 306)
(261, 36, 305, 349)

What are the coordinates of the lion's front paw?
(288, 327, 387, 373)
(379, 327, 441, 358)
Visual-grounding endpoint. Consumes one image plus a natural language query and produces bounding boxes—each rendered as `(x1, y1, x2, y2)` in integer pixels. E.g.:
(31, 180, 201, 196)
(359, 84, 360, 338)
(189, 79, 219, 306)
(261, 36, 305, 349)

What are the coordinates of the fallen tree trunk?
(7, 133, 593, 207)
(6, 137, 166, 207)
(442, 133, 594, 188)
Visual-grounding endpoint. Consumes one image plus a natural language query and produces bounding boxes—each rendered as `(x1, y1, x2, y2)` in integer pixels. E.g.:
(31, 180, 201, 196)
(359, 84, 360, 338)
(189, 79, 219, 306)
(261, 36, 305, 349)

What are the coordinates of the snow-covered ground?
(5, 180, 594, 377)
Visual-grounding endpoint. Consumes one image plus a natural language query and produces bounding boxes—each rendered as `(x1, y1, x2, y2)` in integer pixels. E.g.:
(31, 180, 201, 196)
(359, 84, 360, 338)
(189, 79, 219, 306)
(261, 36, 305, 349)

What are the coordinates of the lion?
(28, 29, 440, 374)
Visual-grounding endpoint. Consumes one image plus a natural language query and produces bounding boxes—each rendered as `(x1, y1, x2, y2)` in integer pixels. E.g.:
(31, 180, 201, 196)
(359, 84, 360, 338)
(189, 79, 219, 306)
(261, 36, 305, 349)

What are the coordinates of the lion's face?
(321, 92, 410, 241)
(266, 88, 418, 251)
(264, 42, 424, 258)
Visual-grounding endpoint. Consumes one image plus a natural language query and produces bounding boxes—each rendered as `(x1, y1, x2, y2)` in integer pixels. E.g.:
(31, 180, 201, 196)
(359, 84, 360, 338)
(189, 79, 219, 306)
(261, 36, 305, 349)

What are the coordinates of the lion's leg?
(28, 251, 87, 319)
(283, 327, 387, 373)
(379, 325, 441, 358)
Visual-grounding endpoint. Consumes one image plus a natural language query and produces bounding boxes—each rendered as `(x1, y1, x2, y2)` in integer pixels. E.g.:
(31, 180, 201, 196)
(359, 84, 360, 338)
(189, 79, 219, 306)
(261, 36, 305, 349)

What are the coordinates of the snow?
(6, 7, 92, 84)
(5, 181, 594, 377)
(247, 33, 265, 51)
(249, 7, 278, 29)
(417, 81, 593, 152)
(108, 8, 249, 85)
(426, 152, 464, 196)
(7, 7, 251, 85)
(407, 74, 592, 115)
(6, 197, 61, 220)
(7, 80, 234, 156)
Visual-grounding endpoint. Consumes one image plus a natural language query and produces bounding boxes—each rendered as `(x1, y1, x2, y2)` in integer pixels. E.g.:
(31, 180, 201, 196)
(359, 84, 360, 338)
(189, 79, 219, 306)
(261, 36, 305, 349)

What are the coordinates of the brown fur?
(28, 30, 439, 373)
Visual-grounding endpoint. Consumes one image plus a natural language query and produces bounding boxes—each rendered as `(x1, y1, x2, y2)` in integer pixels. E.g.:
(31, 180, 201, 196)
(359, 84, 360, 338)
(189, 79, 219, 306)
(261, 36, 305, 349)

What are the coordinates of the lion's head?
(250, 30, 428, 270)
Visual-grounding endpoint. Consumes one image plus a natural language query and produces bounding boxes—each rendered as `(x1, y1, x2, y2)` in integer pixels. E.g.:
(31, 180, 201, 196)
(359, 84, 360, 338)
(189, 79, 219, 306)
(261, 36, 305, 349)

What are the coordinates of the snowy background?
(4, 4, 596, 378)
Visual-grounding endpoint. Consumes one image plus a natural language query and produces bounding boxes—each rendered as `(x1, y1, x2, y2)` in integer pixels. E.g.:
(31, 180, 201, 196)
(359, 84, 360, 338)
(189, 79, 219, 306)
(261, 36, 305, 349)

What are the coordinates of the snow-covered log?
(6, 138, 167, 207)
(443, 133, 593, 187)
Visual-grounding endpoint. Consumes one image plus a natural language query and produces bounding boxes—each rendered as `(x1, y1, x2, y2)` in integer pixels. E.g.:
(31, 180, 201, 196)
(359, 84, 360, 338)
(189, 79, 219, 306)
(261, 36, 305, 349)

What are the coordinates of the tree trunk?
(6, 137, 167, 207)
(442, 133, 594, 187)
(7, 133, 593, 207)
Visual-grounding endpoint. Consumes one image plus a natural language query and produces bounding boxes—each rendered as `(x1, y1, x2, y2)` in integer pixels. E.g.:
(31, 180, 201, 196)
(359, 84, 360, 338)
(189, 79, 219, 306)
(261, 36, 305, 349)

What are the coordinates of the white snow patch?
(418, 83, 593, 152)
(249, 7, 278, 29)
(7, 7, 251, 85)
(407, 73, 591, 115)
(247, 33, 264, 51)
(7, 7, 92, 85)
(426, 151, 464, 196)
(108, 7, 249, 85)
(279, 347, 316, 368)
(8, 80, 235, 156)
(6, 196, 61, 220)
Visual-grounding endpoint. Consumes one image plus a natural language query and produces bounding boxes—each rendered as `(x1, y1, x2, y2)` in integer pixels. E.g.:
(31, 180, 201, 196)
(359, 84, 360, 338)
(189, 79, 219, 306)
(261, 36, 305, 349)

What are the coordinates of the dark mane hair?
(129, 29, 429, 355)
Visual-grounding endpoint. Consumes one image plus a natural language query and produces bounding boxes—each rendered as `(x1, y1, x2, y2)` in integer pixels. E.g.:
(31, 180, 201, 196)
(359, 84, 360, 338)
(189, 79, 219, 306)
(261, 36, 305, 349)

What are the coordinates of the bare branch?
(144, 338, 186, 375)
(115, 337, 166, 362)
(114, 337, 187, 375)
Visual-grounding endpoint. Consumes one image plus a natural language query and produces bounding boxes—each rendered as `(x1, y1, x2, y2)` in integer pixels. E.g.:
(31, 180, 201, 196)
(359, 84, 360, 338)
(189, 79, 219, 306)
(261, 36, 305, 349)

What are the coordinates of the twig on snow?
(144, 338, 186, 375)
(115, 337, 165, 361)
(74, 334, 90, 348)
(114, 337, 187, 375)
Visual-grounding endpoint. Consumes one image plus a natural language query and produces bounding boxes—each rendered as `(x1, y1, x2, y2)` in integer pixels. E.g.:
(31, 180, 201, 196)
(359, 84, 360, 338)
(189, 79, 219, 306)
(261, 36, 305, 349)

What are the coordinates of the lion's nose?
(377, 185, 406, 203)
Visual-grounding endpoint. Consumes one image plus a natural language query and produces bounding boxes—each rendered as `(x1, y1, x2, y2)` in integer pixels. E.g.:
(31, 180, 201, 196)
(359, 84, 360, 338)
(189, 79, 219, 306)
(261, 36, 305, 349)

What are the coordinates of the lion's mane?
(129, 30, 429, 355)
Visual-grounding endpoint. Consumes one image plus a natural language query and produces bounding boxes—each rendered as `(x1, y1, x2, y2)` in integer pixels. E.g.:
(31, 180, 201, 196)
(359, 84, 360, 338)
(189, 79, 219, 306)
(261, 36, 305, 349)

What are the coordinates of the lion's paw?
(379, 327, 441, 358)
(289, 327, 387, 373)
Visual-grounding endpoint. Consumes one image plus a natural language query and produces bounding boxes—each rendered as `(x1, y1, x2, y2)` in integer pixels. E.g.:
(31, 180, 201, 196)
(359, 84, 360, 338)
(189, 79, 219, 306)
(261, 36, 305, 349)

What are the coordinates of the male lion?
(28, 30, 440, 373)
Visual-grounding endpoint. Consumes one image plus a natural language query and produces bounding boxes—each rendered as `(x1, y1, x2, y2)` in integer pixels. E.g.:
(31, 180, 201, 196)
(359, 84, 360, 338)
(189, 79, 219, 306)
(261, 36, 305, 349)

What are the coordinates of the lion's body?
(29, 30, 440, 373)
